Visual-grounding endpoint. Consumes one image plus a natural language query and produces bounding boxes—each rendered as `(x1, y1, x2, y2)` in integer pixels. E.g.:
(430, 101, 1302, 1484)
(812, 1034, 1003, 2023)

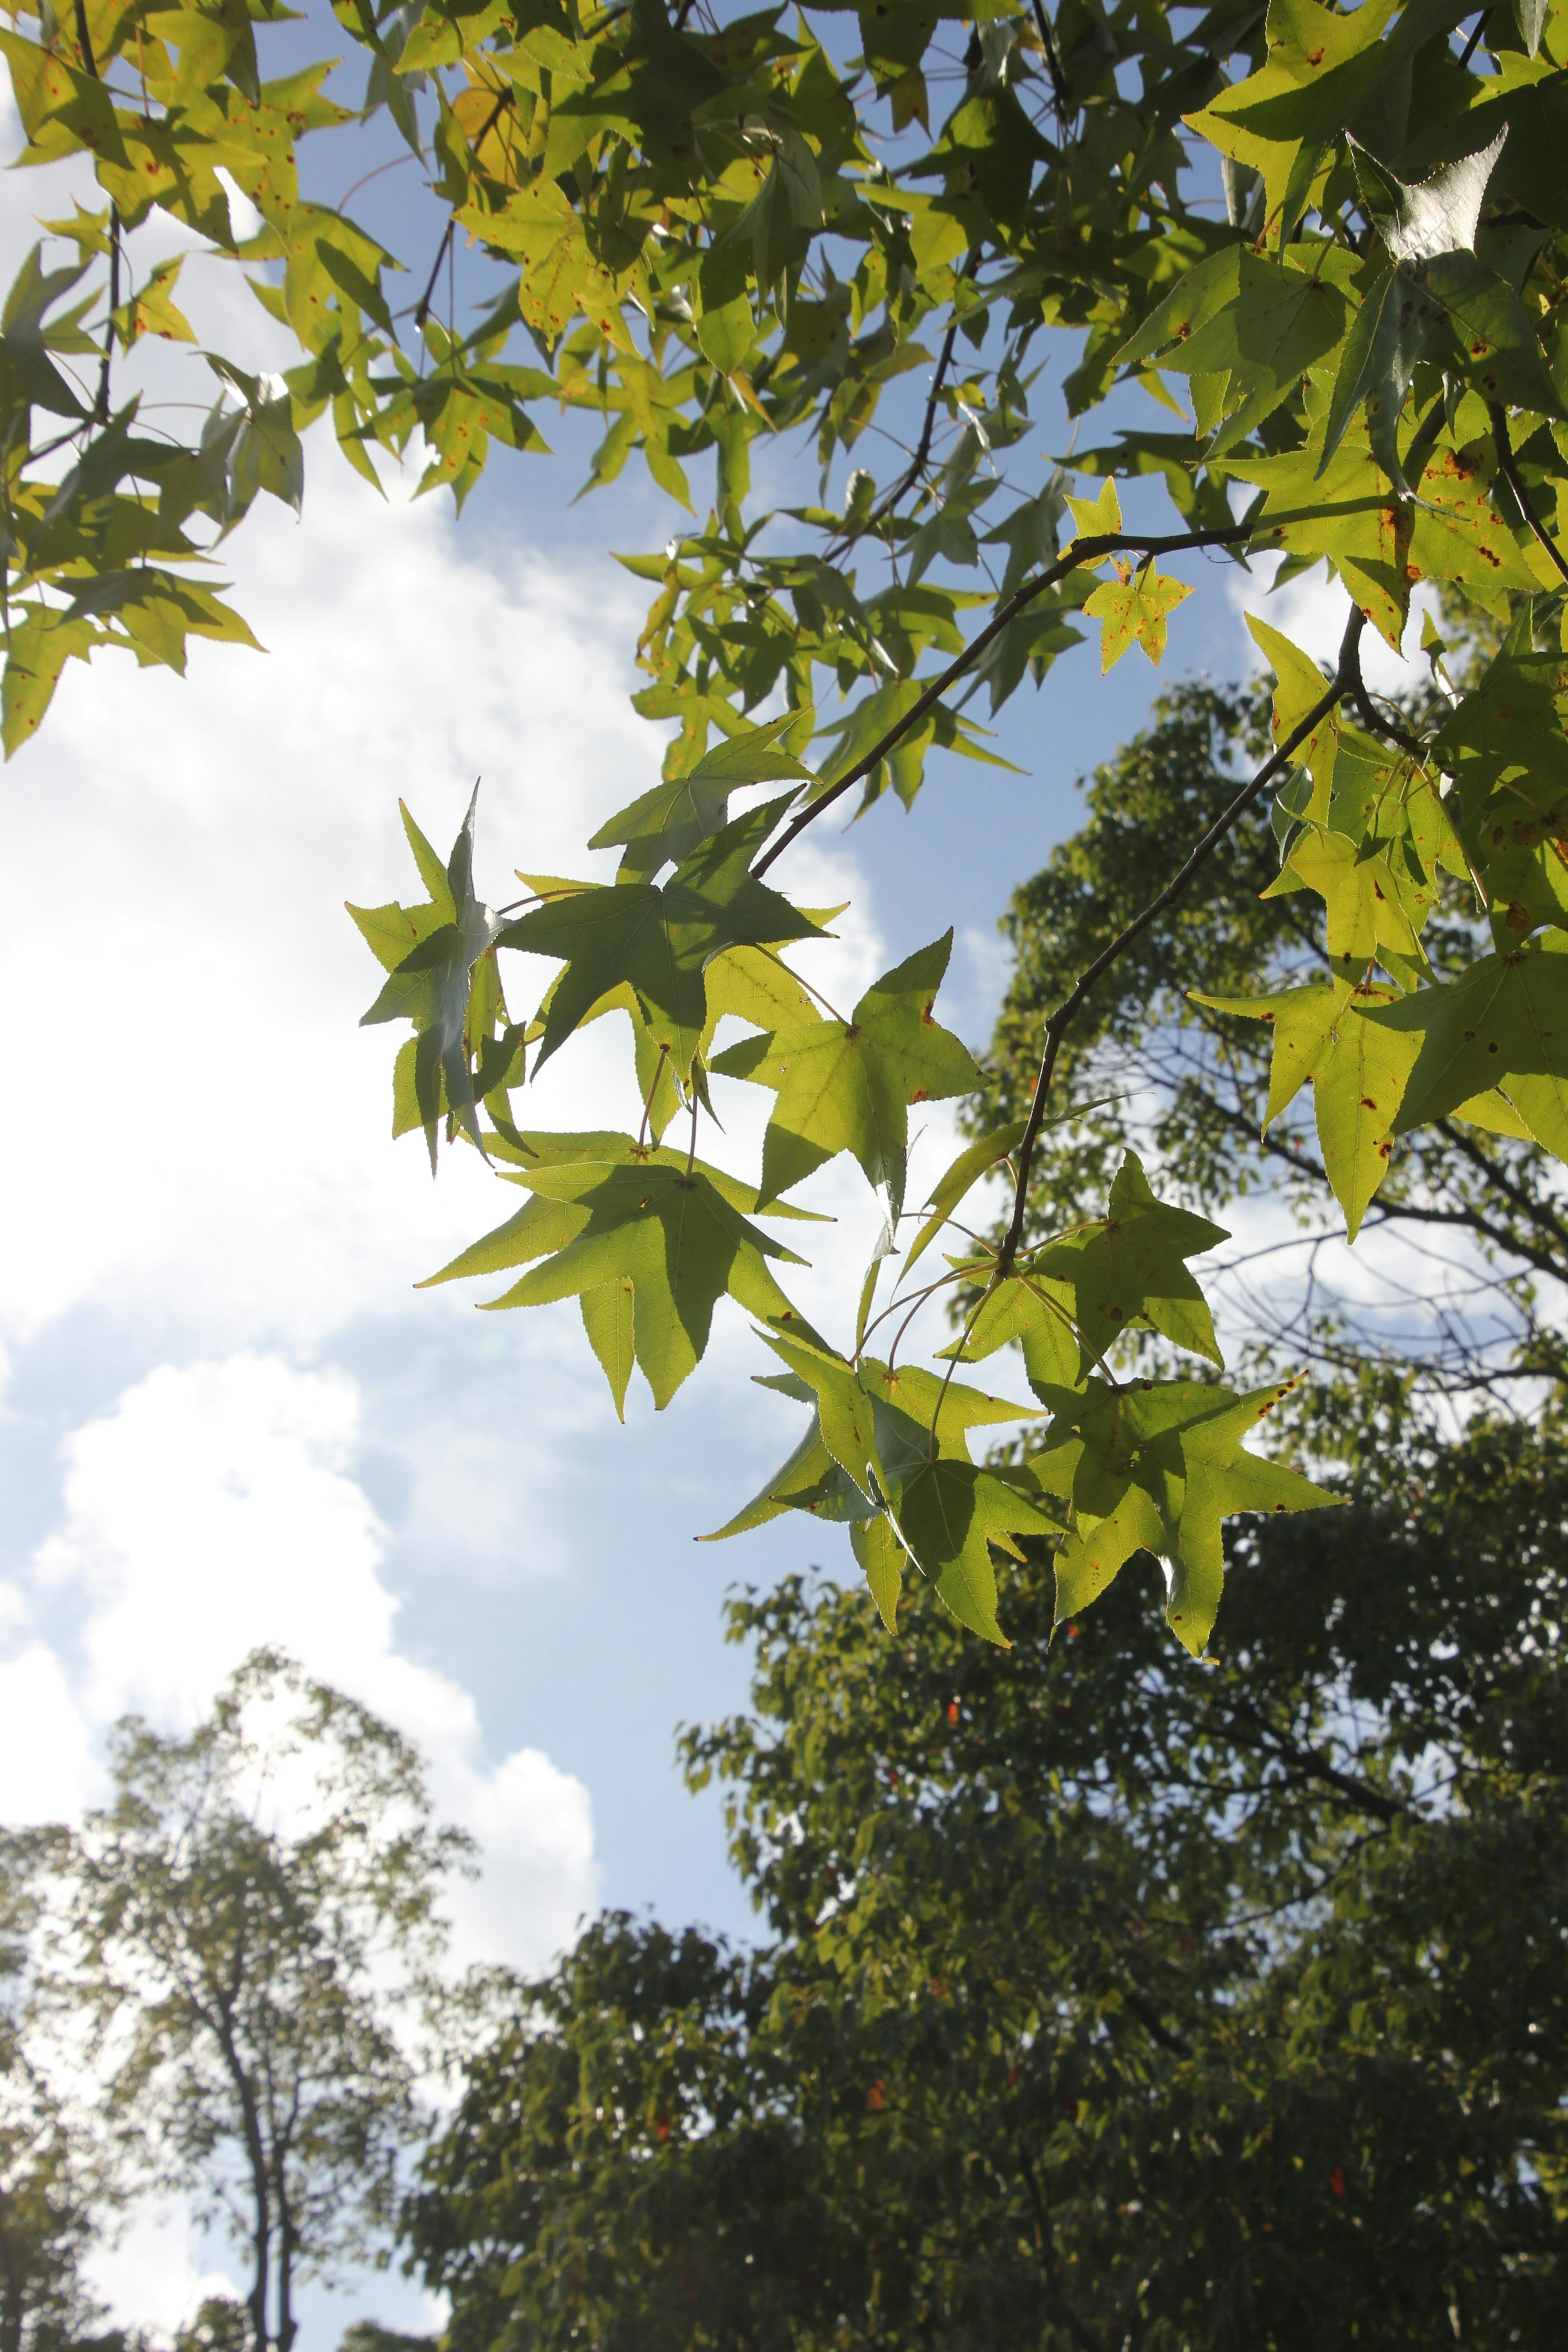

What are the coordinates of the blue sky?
(0, 41, 1440, 2337)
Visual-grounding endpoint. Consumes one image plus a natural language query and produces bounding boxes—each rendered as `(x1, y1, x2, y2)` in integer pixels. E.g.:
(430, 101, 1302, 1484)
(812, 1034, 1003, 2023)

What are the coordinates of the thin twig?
(829, 253, 978, 559)
(1488, 399, 1568, 589)
(1028, 0, 1071, 118)
(752, 519, 1254, 877)
(995, 606, 1367, 1278)
(1458, 9, 1491, 66)
(411, 90, 513, 332)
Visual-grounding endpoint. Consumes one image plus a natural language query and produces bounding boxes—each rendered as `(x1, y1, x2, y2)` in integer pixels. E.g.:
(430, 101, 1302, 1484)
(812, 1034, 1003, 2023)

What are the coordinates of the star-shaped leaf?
(477, 1156, 818, 1410)
(1117, 245, 1352, 455)
(1030, 1377, 1336, 1655)
(1064, 476, 1121, 540)
(1027, 1151, 1229, 1375)
(889, 1460, 1055, 1647)
(1358, 933, 1568, 1159)
(1084, 560, 1192, 671)
(587, 717, 816, 880)
(356, 787, 502, 1170)
(1191, 980, 1421, 1238)
(1262, 825, 1432, 973)
(709, 930, 980, 1219)
(501, 797, 824, 1082)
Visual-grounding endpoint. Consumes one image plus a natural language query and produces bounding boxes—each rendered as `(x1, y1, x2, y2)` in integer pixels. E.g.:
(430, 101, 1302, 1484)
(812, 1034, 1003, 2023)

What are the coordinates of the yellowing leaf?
(1359, 935, 1568, 1160)
(1083, 562, 1192, 671)
(1064, 477, 1121, 540)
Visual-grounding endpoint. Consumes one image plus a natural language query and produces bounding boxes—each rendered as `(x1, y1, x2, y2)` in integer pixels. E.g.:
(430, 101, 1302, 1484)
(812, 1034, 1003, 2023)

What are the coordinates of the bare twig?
(995, 607, 1368, 1277)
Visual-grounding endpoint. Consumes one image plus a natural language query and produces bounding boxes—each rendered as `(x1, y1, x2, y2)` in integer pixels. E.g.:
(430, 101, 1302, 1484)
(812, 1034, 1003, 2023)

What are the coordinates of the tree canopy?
(9, 0, 1568, 1653)
(407, 1393, 1568, 2348)
(4, 1653, 473, 2352)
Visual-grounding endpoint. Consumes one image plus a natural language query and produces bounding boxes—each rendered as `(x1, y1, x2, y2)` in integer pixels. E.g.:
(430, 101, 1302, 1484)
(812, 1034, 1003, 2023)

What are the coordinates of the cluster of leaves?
(405, 1400, 1568, 2348)
(979, 663, 1568, 1391)
(18, 0, 1568, 1652)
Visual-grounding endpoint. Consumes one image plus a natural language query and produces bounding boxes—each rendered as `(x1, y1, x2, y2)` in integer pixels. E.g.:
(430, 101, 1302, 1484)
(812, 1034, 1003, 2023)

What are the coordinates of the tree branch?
(1488, 400, 1568, 589)
(1028, 0, 1071, 118)
(996, 608, 1368, 1276)
(752, 519, 1255, 878)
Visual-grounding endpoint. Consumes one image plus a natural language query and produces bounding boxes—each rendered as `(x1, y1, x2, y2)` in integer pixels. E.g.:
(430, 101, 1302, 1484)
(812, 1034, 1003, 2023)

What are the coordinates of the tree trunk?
(0, 2185, 22, 2352)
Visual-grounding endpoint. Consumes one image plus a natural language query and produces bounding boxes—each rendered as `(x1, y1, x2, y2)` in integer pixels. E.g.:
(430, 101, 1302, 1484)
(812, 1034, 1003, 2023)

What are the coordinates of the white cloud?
(1229, 552, 1445, 698)
(18, 1351, 598, 1972)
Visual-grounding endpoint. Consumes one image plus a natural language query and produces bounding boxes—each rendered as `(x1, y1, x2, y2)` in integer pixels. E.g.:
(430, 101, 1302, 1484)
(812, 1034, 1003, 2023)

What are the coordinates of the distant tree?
(0, 1842, 112, 2352)
(171, 2301, 249, 2352)
(19, 1653, 473, 2352)
(334, 2323, 436, 2352)
(407, 1399, 1568, 2349)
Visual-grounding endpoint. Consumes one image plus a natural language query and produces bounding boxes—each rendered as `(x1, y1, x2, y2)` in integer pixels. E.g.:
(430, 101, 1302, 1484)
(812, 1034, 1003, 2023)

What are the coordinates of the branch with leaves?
(9, 0, 1568, 1657)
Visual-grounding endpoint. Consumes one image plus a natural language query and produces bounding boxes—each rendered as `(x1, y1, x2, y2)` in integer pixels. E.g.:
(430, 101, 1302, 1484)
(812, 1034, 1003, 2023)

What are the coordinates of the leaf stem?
(995, 606, 1367, 1278)
(1488, 400, 1568, 590)
(637, 1044, 669, 1150)
(751, 520, 1253, 878)
(858, 1271, 962, 1361)
(684, 1085, 699, 1178)
(755, 942, 849, 1025)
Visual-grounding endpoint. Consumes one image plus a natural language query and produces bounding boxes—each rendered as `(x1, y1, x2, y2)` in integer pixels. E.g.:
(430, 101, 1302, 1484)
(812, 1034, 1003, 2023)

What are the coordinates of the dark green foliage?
(406, 1402, 1568, 2347)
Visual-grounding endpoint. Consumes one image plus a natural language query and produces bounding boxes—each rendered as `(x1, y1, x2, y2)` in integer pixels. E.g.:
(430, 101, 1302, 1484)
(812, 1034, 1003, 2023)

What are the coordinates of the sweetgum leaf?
(1036, 1377, 1335, 1655)
(1191, 981, 1420, 1239)
(710, 931, 980, 1221)
(850, 1513, 906, 1630)
(502, 797, 824, 1082)
(482, 1159, 817, 1410)
(1029, 1151, 1229, 1372)
(1348, 127, 1507, 266)
(891, 1461, 1055, 1647)
(1359, 934, 1568, 1156)
(359, 787, 501, 1170)
(1083, 563, 1192, 671)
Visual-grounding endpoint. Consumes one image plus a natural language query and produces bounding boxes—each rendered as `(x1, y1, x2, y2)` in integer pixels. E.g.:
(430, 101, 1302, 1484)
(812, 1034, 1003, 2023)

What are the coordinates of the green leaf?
(1358, 934, 1568, 1158)
(502, 798, 824, 1083)
(710, 932, 980, 1220)
(481, 1157, 817, 1410)
(588, 717, 817, 879)
(850, 1513, 906, 1631)
(359, 788, 501, 1169)
(1037, 1376, 1336, 1655)
(1349, 127, 1507, 267)
(1028, 1151, 1229, 1376)
(581, 1279, 636, 1422)
(891, 1460, 1054, 1647)
(904, 1117, 1027, 1277)
(1262, 826, 1431, 974)
(1191, 981, 1421, 1238)
(1118, 245, 1350, 454)
(1246, 614, 1340, 811)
